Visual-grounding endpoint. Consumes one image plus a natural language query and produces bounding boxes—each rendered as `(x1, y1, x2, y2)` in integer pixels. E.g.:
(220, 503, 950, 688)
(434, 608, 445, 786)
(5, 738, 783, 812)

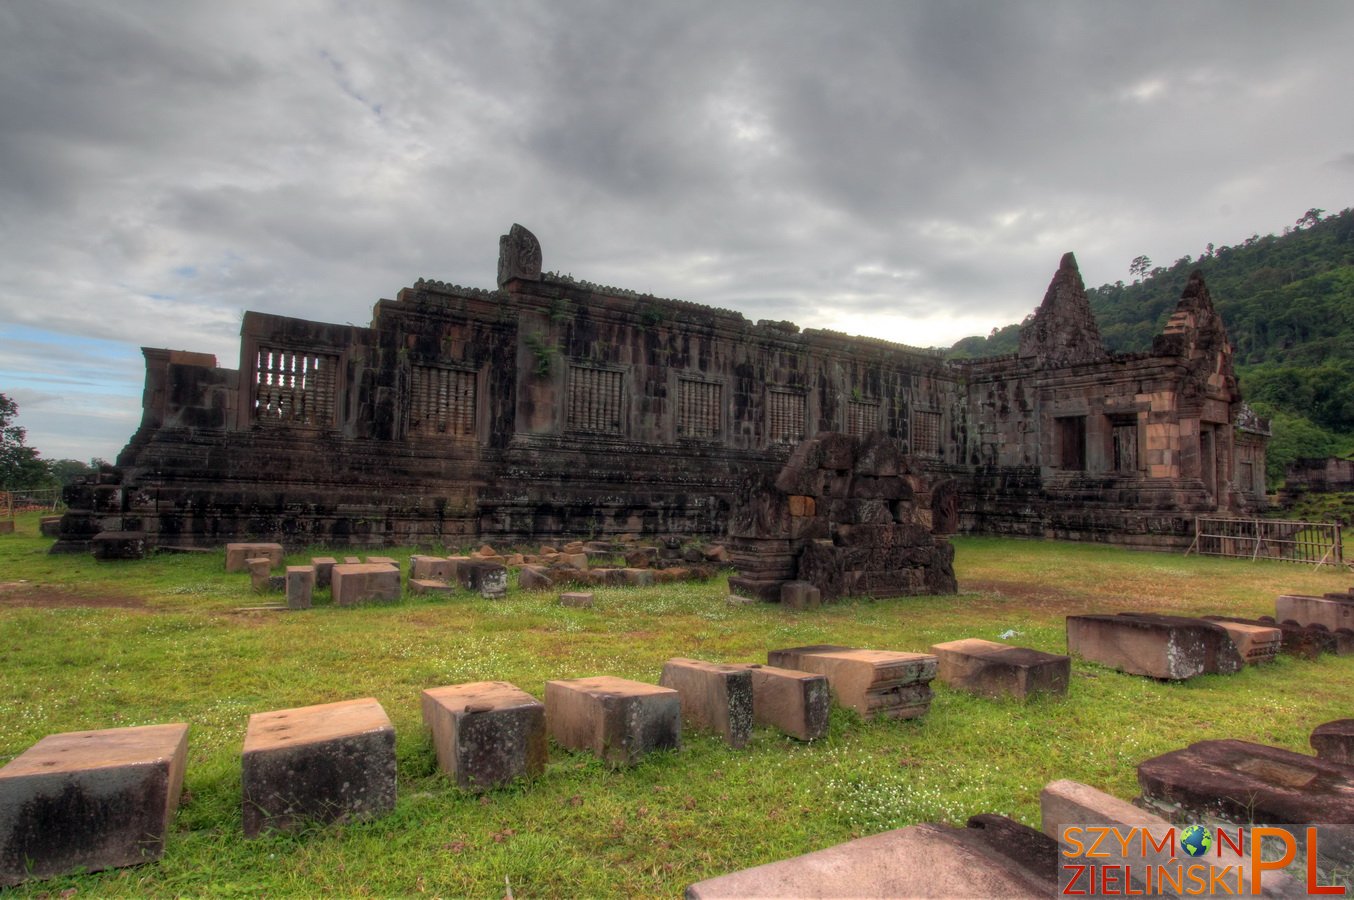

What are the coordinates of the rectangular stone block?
(767, 646, 937, 720)
(330, 563, 400, 606)
(686, 822, 1055, 899)
(1208, 620, 1281, 664)
(285, 565, 314, 610)
(659, 658, 754, 748)
(247, 557, 273, 593)
(545, 676, 681, 766)
(0, 723, 189, 887)
(780, 580, 821, 609)
(1065, 613, 1243, 680)
(241, 697, 396, 837)
(560, 591, 594, 608)
(735, 663, 830, 741)
(311, 556, 337, 588)
(410, 555, 456, 581)
(456, 560, 507, 592)
(410, 578, 454, 595)
(366, 555, 399, 571)
(931, 638, 1070, 699)
(1312, 720, 1354, 766)
(1276, 594, 1354, 632)
(1205, 615, 1339, 659)
(420, 682, 546, 791)
(226, 542, 283, 573)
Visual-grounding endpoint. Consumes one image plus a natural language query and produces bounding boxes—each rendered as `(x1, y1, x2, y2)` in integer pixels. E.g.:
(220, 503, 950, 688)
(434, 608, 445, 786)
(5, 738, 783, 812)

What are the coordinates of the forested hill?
(947, 206, 1354, 484)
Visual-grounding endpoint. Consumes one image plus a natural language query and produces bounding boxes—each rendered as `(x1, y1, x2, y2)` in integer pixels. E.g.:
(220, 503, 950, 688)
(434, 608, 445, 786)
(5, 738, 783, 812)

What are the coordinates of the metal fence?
(4, 488, 64, 512)
(1187, 516, 1345, 567)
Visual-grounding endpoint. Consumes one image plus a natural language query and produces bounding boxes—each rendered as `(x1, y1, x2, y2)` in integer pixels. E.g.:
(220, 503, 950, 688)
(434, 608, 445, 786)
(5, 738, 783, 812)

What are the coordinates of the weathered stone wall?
(54, 225, 1266, 554)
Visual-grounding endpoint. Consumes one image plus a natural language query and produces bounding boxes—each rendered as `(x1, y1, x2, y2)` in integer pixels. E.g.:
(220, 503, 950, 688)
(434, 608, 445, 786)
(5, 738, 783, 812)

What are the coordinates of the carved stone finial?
(497, 223, 542, 287)
(1017, 251, 1107, 366)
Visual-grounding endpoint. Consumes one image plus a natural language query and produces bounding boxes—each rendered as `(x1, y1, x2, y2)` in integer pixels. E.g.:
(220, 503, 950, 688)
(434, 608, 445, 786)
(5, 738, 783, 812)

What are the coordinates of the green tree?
(0, 393, 50, 489)
(1129, 254, 1152, 283)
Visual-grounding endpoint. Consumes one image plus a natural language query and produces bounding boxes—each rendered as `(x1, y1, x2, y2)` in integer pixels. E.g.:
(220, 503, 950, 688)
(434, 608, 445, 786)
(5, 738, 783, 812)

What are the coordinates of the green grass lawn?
(2, 512, 1352, 897)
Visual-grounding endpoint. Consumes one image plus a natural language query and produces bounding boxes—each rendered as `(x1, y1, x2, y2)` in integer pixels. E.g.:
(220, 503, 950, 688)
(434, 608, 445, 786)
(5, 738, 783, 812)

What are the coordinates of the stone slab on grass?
(1276, 594, 1354, 632)
(226, 542, 283, 573)
(1065, 613, 1243, 680)
(766, 645, 936, 720)
(658, 658, 754, 748)
(331, 563, 400, 606)
(410, 578, 454, 596)
(421, 682, 546, 791)
(1208, 620, 1281, 664)
(545, 676, 680, 767)
(734, 663, 830, 741)
(930, 638, 1070, 699)
(685, 820, 1055, 899)
(1206, 615, 1340, 659)
(559, 591, 594, 608)
(0, 723, 189, 887)
(1137, 739, 1354, 827)
(241, 697, 396, 837)
(1311, 720, 1354, 766)
(779, 580, 821, 609)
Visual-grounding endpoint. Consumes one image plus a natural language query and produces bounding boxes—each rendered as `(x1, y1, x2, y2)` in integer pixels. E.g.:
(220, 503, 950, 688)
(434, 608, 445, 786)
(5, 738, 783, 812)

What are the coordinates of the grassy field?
(2, 511, 1352, 898)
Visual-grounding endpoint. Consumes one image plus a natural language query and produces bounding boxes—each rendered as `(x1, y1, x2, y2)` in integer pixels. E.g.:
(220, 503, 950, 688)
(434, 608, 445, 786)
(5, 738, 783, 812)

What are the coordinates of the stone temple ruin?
(53, 224, 1268, 554)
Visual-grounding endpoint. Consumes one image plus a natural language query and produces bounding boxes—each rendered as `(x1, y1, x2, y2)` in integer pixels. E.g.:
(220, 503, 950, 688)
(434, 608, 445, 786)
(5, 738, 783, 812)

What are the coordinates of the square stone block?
(780, 580, 821, 609)
(560, 591, 594, 608)
(247, 558, 274, 593)
(311, 557, 337, 588)
(410, 555, 456, 581)
(366, 555, 399, 571)
(1276, 594, 1354, 632)
(420, 682, 546, 791)
(410, 578, 454, 596)
(285, 565, 314, 610)
(457, 560, 507, 592)
(226, 542, 283, 573)
(930, 638, 1070, 699)
(1209, 620, 1281, 664)
(331, 563, 400, 606)
(1065, 614, 1243, 679)
(736, 663, 830, 741)
(1312, 720, 1354, 766)
(659, 658, 754, 748)
(545, 676, 681, 766)
(0, 723, 189, 887)
(241, 697, 396, 837)
(767, 646, 936, 720)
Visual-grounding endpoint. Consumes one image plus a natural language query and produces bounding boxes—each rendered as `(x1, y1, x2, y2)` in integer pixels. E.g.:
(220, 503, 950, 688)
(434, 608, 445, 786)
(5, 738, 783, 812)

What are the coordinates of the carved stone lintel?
(497, 223, 542, 287)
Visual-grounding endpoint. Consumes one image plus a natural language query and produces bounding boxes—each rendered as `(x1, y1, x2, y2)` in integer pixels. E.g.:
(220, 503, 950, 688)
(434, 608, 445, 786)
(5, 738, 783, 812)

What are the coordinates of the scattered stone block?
(421, 681, 546, 791)
(311, 556, 337, 588)
(92, 531, 148, 560)
(703, 544, 730, 564)
(1276, 594, 1354, 632)
(686, 820, 1056, 899)
(618, 567, 654, 587)
(331, 563, 401, 606)
(1207, 615, 1335, 659)
(557, 552, 589, 570)
(343, 555, 361, 564)
(562, 540, 585, 553)
(659, 658, 754, 748)
(0, 723, 189, 887)
(409, 578, 454, 596)
(767, 646, 936, 720)
(560, 591, 593, 608)
(39, 515, 62, 537)
(226, 542, 284, 573)
(624, 547, 656, 568)
(477, 544, 498, 557)
(545, 676, 681, 766)
(479, 568, 507, 599)
(779, 580, 821, 609)
(1137, 739, 1354, 828)
(247, 557, 274, 593)
(1311, 720, 1354, 766)
(930, 638, 1070, 700)
(241, 697, 396, 837)
(1065, 613, 1243, 679)
(734, 663, 831, 741)
(1039, 779, 1285, 896)
(518, 565, 553, 590)
(457, 559, 507, 593)
(285, 565, 314, 609)
(410, 555, 455, 581)
(366, 555, 399, 571)
(1208, 620, 1281, 664)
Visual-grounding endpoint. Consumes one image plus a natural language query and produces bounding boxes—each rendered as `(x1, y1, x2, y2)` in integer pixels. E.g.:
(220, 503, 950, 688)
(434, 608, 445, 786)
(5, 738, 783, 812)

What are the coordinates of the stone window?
(567, 365, 624, 434)
(1057, 416, 1086, 471)
(845, 400, 879, 437)
(912, 410, 941, 457)
(677, 379, 721, 440)
(254, 346, 337, 427)
(1239, 460, 1255, 493)
(409, 366, 476, 436)
(767, 390, 806, 444)
(1111, 417, 1138, 473)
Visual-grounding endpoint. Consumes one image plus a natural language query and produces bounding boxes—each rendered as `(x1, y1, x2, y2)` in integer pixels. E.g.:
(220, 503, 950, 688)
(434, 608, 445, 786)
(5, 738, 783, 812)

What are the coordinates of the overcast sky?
(2, 1, 1352, 463)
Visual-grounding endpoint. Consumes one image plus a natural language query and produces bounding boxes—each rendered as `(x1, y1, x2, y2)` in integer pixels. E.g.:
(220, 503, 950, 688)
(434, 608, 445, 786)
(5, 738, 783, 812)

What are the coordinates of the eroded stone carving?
(497, 223, 542, 287)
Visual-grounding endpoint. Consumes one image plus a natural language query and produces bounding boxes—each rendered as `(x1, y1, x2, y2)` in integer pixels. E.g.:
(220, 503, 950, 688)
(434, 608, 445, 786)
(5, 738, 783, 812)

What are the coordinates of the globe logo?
(1180, 824, 1213, 858)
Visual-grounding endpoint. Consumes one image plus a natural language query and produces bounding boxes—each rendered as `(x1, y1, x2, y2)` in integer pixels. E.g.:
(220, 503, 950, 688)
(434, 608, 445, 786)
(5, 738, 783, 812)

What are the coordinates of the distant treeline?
(948, 207, 1354, 486)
